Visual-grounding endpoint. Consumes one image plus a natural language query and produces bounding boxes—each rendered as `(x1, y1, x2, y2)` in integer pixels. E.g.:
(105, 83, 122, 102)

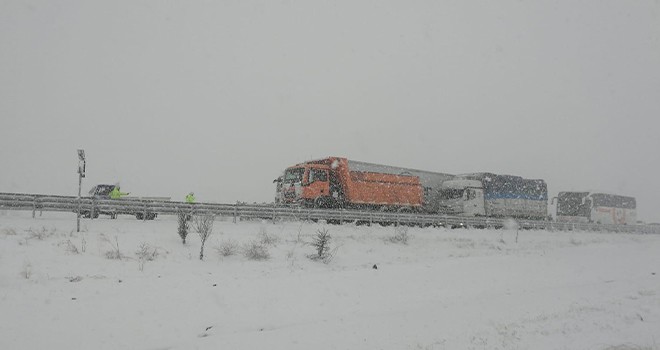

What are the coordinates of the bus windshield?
(557, 192, 590, 216)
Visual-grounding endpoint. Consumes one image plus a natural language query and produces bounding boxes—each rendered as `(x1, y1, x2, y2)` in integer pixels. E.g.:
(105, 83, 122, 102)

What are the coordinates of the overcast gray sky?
(1, 1, 659, 221)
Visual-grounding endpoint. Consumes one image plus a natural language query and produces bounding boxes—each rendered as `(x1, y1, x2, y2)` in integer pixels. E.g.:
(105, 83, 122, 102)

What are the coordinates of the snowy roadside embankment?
(1, 212, 658, 350)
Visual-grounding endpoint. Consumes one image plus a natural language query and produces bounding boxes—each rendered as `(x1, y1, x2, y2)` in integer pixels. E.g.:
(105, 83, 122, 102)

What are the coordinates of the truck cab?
(279, 164, 337, 208)
(438, 179, 485, 216)
(88, 184, 116, 199)
(80, 184, 116, 218)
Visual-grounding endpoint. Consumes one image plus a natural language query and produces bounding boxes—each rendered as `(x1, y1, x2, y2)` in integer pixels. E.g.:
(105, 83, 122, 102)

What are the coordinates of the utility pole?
(77, 149, 86, 232)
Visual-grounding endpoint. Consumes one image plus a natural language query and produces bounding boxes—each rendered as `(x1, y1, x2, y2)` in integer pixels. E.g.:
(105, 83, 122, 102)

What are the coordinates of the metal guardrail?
(1, 192, 659, 234)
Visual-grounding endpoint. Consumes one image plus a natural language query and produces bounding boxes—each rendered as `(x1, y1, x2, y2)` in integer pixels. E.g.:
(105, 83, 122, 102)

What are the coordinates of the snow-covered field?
(1, 211, 658, 350)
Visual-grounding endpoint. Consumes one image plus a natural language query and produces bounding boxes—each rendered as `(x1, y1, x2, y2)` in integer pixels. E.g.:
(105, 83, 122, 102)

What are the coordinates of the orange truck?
(275, 157, 424, 211)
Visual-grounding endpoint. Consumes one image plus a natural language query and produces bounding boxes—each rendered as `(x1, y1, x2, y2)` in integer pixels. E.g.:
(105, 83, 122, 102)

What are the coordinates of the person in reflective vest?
(186, 192, 195, 203)
(110, 186, 129, 199)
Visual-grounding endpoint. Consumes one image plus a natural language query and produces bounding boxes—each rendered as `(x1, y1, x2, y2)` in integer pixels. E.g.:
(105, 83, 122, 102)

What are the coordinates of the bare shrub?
(2, 228, 17, 236)
(388, 226, 410, 244)
(216, 239, 239, 257)
(193, 214, 215, 234)
(293, 223, 305, 244)
(568, 236, 586, 246)
(193, 214, 215, 260)
(311, 228, 331, 258)
(136, 242, 159, 271)
(59, 239, 80, 254)
(101, 234, 123, 260)
(105, 250, 122, 260)
(243, 240, 270, 260)
(284, 224, 306, 269)
(26, 226, 56, 240)
(136, 242, 158, 261)
(324, 246, 340, 264)
(285, 247, 297, 268)
(309, 228, 336, 263)
(258, 227, 279, 246)
(177, 210, 190, 244)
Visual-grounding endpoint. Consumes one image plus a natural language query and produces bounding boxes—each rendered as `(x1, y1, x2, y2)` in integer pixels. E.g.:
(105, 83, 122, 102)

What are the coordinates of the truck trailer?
(438, 173, 548, 220)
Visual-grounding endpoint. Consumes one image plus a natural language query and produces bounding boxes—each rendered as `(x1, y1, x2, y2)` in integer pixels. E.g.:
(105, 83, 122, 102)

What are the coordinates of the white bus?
(554, 192, 636, 225)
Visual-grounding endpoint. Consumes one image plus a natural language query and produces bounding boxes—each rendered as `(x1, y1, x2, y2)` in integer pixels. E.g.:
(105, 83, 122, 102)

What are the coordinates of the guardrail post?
(32, 197, 36, 219)
(91, 199, 96, 220)
(143, 202, 148, 222)
(233, 204, 237, 224)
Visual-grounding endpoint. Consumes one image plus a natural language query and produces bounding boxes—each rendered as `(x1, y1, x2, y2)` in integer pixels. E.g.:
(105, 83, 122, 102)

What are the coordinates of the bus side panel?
(591, 207, 637, 225)
(556, 215, 589, 223)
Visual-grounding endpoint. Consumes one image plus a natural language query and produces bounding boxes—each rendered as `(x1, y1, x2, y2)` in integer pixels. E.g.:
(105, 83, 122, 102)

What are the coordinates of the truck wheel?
(314, 198, 325, 208)
(135, 213, 144, 220)
(314, 197, 336, 209)
(146, 213, 157, 220)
